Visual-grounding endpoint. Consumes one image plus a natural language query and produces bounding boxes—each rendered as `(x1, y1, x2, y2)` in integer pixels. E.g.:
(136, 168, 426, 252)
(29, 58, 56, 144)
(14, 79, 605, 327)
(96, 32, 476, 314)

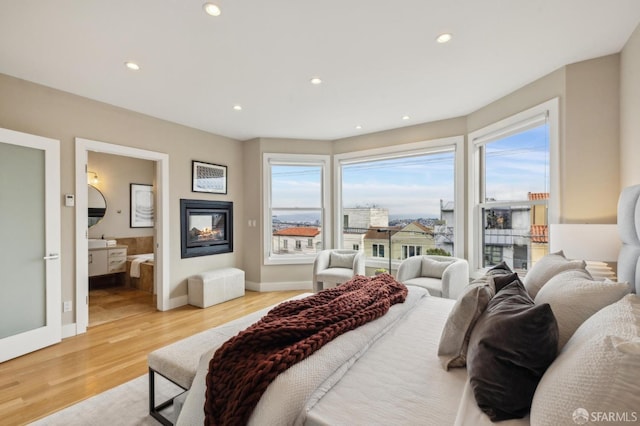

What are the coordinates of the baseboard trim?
(245, 281, 313, 292)
(62, 323, 77, 339)
(168, 295, 189, 310)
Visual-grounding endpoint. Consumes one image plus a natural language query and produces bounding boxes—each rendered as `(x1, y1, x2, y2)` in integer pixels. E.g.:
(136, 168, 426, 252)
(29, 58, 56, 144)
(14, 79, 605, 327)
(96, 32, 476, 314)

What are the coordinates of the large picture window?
(263, 154, 330, 264)
(335, 137, 464, 274)
(469, 98, 559, 274)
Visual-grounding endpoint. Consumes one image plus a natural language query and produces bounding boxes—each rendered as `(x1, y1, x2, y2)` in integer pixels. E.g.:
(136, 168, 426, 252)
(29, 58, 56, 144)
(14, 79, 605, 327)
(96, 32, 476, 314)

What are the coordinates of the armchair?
(396, 255, 469, 299)
(312, 249, 365, 292)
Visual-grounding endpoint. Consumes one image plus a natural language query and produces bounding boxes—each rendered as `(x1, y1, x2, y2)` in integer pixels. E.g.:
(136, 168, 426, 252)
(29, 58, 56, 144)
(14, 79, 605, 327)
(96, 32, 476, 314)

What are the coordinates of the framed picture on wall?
(130, 183, 154, 228)
(192, 160, 227, 194)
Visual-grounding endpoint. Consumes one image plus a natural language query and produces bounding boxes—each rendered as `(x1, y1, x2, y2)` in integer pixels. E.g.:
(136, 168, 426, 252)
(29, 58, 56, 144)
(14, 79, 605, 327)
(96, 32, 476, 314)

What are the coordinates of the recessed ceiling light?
(355, 125, 362, 130)
(310, 77, 322, 85)
(402, 115, 410, 121)
(436, 33, 453, 44)
(233, 105, 242, 111)
(124, 61, 140, 71)
(203, 3, 221, 16)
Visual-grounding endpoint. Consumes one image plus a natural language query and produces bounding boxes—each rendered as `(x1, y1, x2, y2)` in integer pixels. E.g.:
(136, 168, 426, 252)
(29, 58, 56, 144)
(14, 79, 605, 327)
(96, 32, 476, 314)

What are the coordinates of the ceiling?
(1, 1, 640, 141)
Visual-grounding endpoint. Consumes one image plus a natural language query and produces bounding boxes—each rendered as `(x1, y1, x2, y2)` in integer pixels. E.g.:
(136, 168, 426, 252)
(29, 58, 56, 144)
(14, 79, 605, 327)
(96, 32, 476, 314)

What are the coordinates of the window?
(484, 245, 503, 266)
(352, 244, 359, 251)
(469, 99, 558, 273)
(335, 137, 464, 272)
(264, 154, 330, 264)
(402, 245, 422, 259)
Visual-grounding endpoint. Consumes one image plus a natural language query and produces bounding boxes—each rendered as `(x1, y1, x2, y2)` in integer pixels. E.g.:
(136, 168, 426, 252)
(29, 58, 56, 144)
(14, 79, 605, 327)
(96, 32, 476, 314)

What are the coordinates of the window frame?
(334, 137, 465, 268)
(263, 153, 331, 265)
(467, 98, 559, 275)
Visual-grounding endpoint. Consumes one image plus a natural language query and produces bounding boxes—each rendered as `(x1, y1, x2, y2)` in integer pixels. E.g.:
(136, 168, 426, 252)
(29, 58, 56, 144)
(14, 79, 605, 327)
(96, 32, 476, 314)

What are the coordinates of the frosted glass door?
(0, 129, 60, 362)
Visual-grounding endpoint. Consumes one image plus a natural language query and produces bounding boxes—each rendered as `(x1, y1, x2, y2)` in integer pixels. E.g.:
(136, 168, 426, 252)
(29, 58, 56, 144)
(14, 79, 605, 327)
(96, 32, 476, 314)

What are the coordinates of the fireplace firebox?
(180, 199, 233, 258)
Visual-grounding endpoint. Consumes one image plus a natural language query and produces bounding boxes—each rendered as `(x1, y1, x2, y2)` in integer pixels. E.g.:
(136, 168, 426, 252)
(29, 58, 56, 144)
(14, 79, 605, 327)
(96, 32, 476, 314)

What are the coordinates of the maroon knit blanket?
(204, 274, 408, 426)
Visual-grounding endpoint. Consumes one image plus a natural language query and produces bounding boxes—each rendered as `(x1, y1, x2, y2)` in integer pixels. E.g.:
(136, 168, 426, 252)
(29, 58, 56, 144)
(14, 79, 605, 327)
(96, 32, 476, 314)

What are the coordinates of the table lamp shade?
(549, 224, 620, 262)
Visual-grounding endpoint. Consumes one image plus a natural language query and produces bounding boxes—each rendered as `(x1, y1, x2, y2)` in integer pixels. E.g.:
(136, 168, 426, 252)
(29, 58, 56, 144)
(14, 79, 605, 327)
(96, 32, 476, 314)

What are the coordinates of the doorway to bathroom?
(75, 138, 169, 335)
(86, 151, 157, 326)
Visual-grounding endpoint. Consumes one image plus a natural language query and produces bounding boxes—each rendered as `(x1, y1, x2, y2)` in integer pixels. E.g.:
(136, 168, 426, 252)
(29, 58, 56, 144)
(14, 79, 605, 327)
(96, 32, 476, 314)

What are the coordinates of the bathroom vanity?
(88, 244, 128, 277)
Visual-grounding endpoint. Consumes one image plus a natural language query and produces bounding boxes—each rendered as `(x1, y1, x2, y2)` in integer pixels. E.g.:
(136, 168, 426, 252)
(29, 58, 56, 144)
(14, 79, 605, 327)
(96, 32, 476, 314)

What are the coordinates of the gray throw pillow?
(329, 252, 356, 269)
(534, 269, 631, 350)
(467, 279, 559, 421)
(438, 282, 494, 370)
(523, 250, 586, 298)
(421, 257, 454, 278)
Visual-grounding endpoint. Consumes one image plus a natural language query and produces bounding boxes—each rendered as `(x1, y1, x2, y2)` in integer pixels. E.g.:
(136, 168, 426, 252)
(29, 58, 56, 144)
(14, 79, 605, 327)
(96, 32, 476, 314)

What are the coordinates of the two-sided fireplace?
(180, 199, 233, 258)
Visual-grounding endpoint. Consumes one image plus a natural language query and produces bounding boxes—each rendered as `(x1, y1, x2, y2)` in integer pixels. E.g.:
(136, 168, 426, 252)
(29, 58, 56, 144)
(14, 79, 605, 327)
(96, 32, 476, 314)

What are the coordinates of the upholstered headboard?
(617, 184, 640, 294)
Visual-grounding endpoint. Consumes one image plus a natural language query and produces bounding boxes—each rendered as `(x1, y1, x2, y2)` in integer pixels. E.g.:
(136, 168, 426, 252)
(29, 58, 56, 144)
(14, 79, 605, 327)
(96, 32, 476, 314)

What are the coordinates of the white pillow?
(523, 250, 586, 298)
(530, 294, 640, 426)
(534, 269, 631, 349)
(329, 252, 356, 269)
(421, 257, 453, 278)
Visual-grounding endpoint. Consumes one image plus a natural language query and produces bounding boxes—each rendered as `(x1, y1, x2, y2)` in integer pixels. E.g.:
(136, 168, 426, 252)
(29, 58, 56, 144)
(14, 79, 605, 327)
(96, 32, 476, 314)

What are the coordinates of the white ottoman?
(187, 267, 245, 308)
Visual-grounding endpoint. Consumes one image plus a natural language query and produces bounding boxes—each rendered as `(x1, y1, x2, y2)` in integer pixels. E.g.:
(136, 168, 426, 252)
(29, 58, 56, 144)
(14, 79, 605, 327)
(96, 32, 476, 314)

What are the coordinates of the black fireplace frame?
(180, 199, 233, 258)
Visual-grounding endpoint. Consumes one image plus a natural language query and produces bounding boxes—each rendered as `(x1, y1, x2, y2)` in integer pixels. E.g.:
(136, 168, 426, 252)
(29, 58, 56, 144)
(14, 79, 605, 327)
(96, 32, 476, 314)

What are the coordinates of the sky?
(271, 123, 549, 219)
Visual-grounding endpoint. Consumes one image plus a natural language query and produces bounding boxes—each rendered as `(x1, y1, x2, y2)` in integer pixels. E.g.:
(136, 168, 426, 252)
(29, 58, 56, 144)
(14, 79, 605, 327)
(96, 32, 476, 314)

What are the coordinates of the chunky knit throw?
(204, 274, 408, 426)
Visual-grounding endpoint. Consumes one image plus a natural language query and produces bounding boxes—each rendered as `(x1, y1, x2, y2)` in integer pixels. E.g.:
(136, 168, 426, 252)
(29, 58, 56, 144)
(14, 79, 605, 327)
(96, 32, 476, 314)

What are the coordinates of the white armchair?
(312, 249, 365, 292)
(396, 255, 469, 299)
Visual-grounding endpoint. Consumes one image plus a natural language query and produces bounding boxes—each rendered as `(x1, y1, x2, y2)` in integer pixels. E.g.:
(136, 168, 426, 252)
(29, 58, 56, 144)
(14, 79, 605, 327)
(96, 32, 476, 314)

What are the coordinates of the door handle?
(43, 253, 60, 260)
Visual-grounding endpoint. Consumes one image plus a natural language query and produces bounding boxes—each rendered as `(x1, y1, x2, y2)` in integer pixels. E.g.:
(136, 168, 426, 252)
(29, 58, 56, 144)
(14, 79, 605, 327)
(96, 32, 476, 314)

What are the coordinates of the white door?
(0, 128, 61, 363)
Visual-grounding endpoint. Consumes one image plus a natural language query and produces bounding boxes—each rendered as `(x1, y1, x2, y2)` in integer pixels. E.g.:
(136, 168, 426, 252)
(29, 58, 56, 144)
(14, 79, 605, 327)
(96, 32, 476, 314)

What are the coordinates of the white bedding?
(305, 293, 466, 426)
(177, 288, 468, 426)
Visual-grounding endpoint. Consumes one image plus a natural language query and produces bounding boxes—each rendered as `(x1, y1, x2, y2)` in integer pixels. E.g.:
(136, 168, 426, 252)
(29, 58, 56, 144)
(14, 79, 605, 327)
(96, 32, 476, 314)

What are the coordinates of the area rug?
(30, 373, 183, 425)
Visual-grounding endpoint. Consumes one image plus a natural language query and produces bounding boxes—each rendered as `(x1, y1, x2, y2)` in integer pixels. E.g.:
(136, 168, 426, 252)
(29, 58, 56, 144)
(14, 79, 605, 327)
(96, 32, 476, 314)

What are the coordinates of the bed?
(168, 185, 640, 425)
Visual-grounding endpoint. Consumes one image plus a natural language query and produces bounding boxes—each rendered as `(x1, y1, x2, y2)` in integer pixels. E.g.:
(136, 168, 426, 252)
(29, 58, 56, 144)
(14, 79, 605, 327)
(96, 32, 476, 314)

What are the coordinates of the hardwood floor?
(0, 290, 306, 425)
(89, 286, 156, 327)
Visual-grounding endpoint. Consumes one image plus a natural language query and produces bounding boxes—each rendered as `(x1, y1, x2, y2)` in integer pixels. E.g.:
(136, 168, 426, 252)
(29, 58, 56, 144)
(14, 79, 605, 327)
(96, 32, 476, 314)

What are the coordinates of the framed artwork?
(130, 183, 154, 228)
(192, 160, 227, 194)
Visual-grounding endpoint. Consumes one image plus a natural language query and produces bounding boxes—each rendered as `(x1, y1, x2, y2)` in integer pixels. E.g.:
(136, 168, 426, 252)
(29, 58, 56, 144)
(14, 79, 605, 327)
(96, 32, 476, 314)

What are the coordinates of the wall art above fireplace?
(180, 199, 233, 258)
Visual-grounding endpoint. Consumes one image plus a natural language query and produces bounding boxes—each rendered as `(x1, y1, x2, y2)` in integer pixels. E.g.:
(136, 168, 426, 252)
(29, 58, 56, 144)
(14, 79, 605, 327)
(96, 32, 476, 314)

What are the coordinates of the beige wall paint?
(241, 138, 262, 284)
(0, 74, 243, 326)
(621, 23, 640, 187)
(87, 152, 155, 239)
(563, 55, 620, 223)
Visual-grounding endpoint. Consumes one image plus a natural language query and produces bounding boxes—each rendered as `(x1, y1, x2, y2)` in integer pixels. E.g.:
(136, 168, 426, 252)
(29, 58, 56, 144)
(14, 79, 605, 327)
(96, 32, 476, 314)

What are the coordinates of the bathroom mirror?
(88, 184, 106, 228)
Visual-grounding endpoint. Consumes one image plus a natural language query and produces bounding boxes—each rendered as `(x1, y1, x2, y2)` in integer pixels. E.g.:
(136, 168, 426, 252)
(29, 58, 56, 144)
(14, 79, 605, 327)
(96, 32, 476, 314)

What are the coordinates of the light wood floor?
(89, 286, 156, 327)
(0, 290, 306, 425)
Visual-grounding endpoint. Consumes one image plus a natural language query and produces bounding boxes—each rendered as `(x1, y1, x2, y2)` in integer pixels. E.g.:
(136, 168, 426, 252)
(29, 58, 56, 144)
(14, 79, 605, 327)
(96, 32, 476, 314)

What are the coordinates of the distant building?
(437, 200, 455, 255)
(343, 207, 388, 229)
(342, 207, 389, 252)
(272, 227, 321, 255)
(363, 221, 436, 264)
(480, 192, 549, 271)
